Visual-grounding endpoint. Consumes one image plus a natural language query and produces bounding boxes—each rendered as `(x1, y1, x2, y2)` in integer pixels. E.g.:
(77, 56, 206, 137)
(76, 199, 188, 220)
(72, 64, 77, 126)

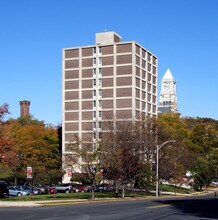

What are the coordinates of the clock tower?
(158, 68, 178, 113)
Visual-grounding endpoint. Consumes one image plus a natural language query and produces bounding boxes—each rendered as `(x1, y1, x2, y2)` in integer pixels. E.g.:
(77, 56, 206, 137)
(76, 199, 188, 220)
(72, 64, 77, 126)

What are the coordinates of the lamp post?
(156, 140, 176, 197)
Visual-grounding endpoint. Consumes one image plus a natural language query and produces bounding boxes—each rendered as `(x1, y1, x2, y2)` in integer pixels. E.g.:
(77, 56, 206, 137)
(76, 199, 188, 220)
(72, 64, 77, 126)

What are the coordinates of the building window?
(99, 100, 102, 108)
(93, 68, 96, 76)
(93, 47, 96, 54)
(99, 132, 102, 139)
(99, 111, 102, 118)
(99, 47, 102, 54)
(93, 100, 96, 108)
(93, 79, 96, 86)
(93, 132, 96, 139)
(99, 122, 102, 129)
(93, 122, 96, 129)
(99, 89, 102, 97)
(93, 58, 96, 65)
(99, 79, 102, 87)
(148, 93, 151, 102)
(148, 83, 151, 92)
(93, 90, 96, 97)
(163, 101, 171, 106)
(99, 57, 102, 65)
(93, 111, 96, 118)
(99, 68, 102, 76)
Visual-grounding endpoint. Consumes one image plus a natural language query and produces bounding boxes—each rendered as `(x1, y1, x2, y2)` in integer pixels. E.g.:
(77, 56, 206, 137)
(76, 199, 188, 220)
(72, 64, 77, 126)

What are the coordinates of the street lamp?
(156, 140, 176, 197)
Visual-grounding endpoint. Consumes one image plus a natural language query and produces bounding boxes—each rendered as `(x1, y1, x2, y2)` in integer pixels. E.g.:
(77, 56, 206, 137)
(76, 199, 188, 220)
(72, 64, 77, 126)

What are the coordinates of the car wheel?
(17, 192, 22, 196)
(66, 189, 70, 193)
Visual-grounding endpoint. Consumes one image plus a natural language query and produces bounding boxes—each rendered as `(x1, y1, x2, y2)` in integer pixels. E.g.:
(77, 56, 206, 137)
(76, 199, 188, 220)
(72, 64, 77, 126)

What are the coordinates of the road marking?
(147, 204, 172, 209)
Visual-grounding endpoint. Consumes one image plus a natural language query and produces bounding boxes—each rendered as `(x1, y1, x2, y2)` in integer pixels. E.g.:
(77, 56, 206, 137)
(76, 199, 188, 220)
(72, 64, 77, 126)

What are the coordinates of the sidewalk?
(0, 199, 89, 207)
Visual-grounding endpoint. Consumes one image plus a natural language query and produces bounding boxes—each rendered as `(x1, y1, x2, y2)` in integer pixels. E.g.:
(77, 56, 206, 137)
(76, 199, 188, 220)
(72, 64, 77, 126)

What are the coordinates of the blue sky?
(1, 0, 218, 125)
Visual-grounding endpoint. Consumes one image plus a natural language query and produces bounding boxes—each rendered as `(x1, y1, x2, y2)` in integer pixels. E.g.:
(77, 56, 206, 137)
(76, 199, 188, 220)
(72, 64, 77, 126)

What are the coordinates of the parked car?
(8, 186, 31, 196)
(48, 186, 57, 194)
(95, 184, 111, 192)
(76, 185, 89, 192)
(55, 183, 74, 193)
(0, 181, 9, 197)
(19, 186, 41, 195)
(211, 179, 218, 186)
(34, 185, 49, 194)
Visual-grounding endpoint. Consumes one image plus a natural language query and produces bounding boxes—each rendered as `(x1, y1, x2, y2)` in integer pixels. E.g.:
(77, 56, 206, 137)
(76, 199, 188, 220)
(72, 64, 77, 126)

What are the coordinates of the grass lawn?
(0, 185, 194, 201)
(161, 184, 194, 194)
(0, 191, 152, 201)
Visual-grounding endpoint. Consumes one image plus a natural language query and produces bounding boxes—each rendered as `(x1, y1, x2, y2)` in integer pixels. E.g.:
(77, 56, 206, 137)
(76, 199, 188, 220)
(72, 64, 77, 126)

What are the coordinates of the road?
(0, 193, 218, 220)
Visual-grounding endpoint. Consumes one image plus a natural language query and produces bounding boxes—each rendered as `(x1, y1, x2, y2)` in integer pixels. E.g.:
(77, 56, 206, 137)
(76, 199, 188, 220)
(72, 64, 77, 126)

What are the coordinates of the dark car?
(0, 181, 9, 197)
(34, 185, 49, 194)
(95, 184, 111, 192)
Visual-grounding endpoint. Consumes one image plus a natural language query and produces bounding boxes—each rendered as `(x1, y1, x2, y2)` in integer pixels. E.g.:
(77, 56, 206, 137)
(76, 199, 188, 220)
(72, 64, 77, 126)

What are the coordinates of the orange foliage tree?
(1, 116, 62, 185)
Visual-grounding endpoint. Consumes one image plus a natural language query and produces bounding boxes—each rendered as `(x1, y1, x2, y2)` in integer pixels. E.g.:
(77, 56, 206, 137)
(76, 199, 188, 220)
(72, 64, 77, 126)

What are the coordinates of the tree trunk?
(91, 181, 96, 200)
(115, 180, 118, 194)
(91, 188, 95, 200)
(122, 184, 125, 198)
(14, 176, 17, 185)
(160, 180, 162, 196)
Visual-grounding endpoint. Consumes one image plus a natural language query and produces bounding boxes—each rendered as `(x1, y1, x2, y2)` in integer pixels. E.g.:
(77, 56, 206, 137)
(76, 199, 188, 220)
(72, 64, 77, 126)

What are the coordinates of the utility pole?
(156, 140, 176, 197)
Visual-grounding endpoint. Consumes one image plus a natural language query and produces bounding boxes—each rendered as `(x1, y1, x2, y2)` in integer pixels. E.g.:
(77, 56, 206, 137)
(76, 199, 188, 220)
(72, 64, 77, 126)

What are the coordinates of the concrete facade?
(62, 32, 158, 182)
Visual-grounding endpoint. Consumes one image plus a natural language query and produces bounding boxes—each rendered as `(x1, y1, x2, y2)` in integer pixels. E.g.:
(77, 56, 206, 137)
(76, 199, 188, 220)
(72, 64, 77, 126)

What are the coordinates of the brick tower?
(20, 100, 31, 117)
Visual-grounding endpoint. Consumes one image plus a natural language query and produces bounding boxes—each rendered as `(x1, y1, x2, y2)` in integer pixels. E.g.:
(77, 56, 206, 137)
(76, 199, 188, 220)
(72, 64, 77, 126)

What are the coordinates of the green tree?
(187, 118, 218, 189)
(189, 118, 218, 155)
(191, 156, 216, 190)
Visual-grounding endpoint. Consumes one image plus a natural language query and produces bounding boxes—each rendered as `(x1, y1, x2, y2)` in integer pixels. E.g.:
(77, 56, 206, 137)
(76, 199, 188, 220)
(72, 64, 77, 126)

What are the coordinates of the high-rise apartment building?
(62, 32, 158, 181)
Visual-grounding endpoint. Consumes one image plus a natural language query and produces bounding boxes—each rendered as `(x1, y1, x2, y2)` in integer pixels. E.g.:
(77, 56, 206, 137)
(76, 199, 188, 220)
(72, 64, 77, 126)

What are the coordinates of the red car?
(48, 186, 57, 194)
(76, 185, 89, 192)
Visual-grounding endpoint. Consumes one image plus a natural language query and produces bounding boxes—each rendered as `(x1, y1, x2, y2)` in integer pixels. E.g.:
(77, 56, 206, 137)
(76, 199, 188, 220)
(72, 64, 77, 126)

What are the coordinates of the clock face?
(164, 83, 170, 90)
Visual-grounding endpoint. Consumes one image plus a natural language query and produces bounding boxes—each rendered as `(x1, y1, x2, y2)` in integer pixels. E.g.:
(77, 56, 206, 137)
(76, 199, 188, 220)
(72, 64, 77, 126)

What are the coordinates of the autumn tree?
(0, 103, 10, 121)
(1, 116, 62, 185)
(132, 117, 157, 190)
(102, 120, 144, 198)
(0, 103, 12, 180)
(0, 103, 10, 149)
(157, 113, 192, 188)
(66, 136, 104, 199)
